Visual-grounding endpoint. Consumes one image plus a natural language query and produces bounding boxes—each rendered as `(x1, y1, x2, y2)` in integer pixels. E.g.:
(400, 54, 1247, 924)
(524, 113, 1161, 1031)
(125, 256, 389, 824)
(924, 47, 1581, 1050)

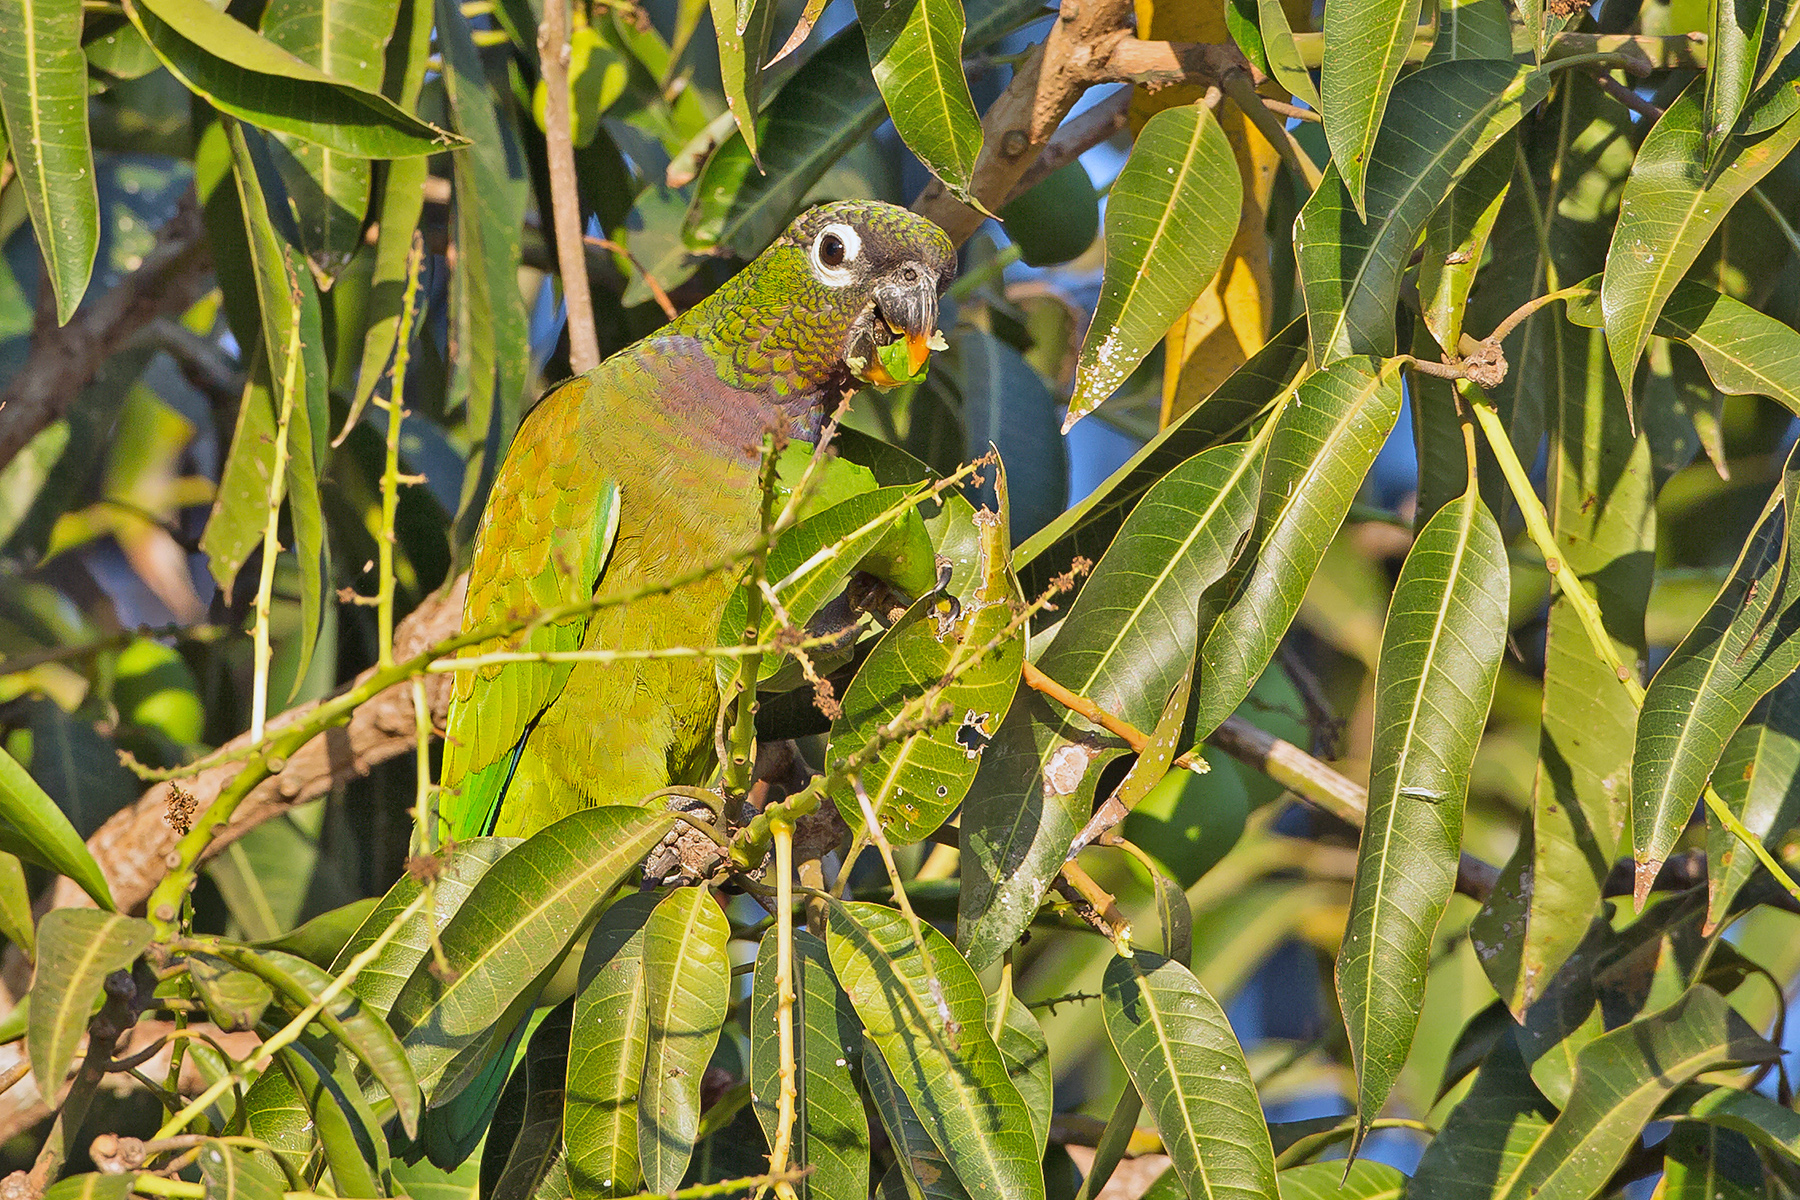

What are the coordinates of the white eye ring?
(809, 222, 861, 286)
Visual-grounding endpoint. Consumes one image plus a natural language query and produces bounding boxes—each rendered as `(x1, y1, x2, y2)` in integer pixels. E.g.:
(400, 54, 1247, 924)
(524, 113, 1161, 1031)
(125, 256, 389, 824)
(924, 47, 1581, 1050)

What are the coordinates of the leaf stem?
(1468, 387, 1800, 908)
(377, 235, 426, 671)
(764, 819, 800, 1200)
(249, 282, 305, 745)
(155, 890, 429, 1137)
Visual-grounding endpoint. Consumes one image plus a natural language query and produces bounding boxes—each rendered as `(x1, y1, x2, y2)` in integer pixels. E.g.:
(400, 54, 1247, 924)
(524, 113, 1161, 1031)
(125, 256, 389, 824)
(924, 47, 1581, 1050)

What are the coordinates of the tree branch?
(538, 0, 601, 373)
(0, 197, 212, 472)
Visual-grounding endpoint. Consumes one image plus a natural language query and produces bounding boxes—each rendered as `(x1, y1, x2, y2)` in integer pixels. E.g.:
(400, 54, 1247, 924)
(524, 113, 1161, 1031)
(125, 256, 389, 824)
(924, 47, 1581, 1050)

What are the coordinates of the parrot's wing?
(439, 385, 621, 838)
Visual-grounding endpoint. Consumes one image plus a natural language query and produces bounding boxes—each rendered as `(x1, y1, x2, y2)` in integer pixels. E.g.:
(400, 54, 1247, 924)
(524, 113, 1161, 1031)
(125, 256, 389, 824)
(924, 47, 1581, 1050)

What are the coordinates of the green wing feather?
(439, 379, 621, 839)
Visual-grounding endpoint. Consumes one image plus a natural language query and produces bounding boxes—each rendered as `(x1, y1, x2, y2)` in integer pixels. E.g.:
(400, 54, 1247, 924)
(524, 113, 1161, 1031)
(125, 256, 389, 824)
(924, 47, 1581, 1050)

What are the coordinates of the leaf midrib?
(394, 814, 667, 1042)
(1347, 492, 1480, 1093)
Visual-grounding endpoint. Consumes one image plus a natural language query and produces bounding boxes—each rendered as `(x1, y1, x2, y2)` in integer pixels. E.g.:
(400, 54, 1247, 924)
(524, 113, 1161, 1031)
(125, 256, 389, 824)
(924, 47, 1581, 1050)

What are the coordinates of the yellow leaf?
(1129, 0, 1285, 426)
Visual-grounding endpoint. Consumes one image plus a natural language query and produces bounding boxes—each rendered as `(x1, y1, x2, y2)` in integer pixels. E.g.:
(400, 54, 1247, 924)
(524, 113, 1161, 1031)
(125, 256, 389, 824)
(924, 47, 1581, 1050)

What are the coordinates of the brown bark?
(0, 198, 213, 472)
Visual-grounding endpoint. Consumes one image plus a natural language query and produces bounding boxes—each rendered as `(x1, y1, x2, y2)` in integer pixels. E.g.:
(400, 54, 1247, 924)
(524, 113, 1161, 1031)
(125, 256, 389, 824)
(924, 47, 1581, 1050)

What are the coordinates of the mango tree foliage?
(0, 0, 1797, 1197)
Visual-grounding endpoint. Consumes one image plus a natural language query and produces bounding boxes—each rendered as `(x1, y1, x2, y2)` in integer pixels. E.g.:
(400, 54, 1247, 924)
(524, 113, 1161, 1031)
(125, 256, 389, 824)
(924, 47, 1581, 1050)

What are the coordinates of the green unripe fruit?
(1122, 751, 1249, 888)
(999, 160, 1100, 267)
(113, 639, 203, 746)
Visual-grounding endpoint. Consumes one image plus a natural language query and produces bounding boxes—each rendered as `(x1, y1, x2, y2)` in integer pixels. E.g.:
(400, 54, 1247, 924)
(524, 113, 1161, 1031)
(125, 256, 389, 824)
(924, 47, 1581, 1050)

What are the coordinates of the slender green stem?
(156, 890, 429, 1137)
(1469, 388, 1800, 906)
(249, 285, 305, 744)
(377, 236, 427, 670)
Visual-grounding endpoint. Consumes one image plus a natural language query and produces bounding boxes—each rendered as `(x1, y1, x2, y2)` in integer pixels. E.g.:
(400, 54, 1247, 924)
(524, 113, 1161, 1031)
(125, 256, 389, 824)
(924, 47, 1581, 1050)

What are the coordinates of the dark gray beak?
(873, 268, 940, 376)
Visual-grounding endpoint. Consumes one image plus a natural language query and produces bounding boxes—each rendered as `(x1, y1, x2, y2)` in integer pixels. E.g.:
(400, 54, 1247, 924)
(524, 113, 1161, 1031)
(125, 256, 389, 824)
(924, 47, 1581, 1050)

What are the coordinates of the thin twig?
(586, 236, 679, 321)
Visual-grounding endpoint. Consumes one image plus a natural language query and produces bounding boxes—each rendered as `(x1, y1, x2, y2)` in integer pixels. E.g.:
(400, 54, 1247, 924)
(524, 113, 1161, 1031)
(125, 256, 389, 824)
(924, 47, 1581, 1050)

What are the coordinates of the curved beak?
(873, 268, 941, 377)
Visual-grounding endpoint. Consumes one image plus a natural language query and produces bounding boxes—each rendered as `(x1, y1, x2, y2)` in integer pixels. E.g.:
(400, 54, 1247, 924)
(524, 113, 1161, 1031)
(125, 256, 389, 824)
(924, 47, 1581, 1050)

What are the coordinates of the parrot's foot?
(643, 794, 725, 887)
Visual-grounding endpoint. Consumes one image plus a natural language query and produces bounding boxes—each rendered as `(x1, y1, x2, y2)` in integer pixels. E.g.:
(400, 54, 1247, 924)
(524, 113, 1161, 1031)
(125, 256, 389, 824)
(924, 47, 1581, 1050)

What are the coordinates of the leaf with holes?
(832, 476, 1023, 846)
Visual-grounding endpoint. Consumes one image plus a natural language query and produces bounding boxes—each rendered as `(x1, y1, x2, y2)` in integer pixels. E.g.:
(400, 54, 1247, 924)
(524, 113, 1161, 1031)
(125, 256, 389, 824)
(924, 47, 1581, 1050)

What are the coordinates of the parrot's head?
(779, 201, 958, 390)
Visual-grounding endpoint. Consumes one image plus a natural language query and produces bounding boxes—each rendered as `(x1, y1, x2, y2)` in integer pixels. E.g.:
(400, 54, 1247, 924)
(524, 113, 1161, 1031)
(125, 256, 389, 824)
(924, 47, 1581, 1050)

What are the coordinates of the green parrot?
(439, 201, 958, 840)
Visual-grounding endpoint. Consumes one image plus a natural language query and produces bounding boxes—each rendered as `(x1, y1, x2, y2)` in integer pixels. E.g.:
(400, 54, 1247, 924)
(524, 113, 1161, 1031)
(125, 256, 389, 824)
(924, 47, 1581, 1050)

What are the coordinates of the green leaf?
(1705, 675, 1800, 927)
(954, 329, 1068, 541)
(1706, 0, 1768, 157)
(1633, 450, 1800, 880)
(1566, 276, 1800, 417)
(1320, 0, 1424, 217)
(863, 1044, 970, 1200)
(1101, 951, 1277, 1200)
(1339, 484, 1508, 1133)
(566, 892, 658, 1199)
(1065, 102, 1241, 430)
(1017, 318, 1306, 601)
(1189, 358, 1403, 744)
(123, 0, 455, 157)
(827, 902, 1044, 1200)
(41, 1175, 131, 1200)
(719, 485, 937, 688)
(1660, 1123, 1768, 1200)
(27, 909, 151, 1096)
(488, 1000, 573, 1200)
(685, 0, 1039, 260)
(0, 854, 32, 961)
(709, 0, 774, 162)
(1421, 0, 1513, 65)
(342, 157, 428, 440)
(750, 930, 869, 1200)
(958, 440, 1264, 969)
(1601, 87, 1800, 405)
(854, 0, 982, 198)
(1492, 987, 1777, 1200)
(386, 807, 672, 1097)
(249, 1040, 389, 1197)
(436, 0, 530, 547)
(1418, 134, 1513, 352)
(207, 942, 422, 1136)
(0, 0, 97, 322)
(257, 0, 398, 285)
(1297, 60, 1549, 364)
(328, 839, 512, 1018)
(206, 121, 329, 688)
(1256, 0, 1318, 109)
(684, 27, 879, 260)
(188, 954, 274, 1032)
(0, 746, 111, 909)
(1675, 1081, 1800, 1163)
(1279, 1160, 1406, 1200)
(831, 486, 1023, 845)
(197, 1140, 286, 1200)
(1408, 1037, 1554, 1200)
(638, 886, 730, 1192)
(253, 896, 381, 967)
(986, 989, 1051, 1159)
(1469, 299, 1652, 1018)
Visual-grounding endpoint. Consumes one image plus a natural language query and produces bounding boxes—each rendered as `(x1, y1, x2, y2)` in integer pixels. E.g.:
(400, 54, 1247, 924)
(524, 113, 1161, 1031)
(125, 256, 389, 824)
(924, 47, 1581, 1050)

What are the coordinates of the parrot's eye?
(809, 222, 861, 285)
